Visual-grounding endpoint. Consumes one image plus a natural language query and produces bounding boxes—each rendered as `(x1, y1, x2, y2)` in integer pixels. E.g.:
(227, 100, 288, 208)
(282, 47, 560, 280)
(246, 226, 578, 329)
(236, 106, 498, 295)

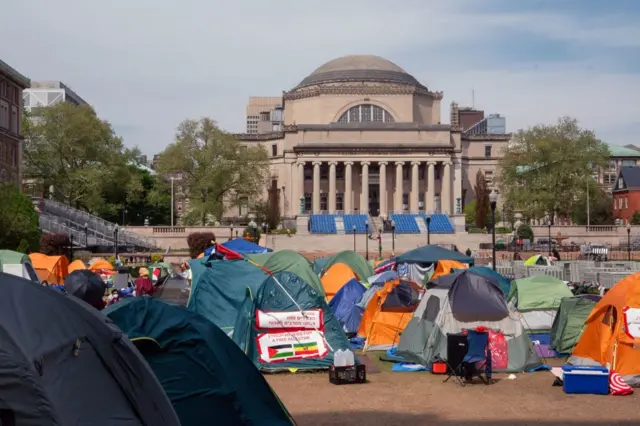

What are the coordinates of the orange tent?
(358, 279, 422, 351)
(68, 259, 87, 273)
(321, 262, 357, 301)
(89, 259, 114, 272)
(431, 260, 468, 280)
(571, 274, 640, 379)
(28, 253, 69, 285)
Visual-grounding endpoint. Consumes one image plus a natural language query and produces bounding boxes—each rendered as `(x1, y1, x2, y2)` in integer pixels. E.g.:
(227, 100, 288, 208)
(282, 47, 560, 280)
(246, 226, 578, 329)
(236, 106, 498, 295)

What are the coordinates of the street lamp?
(229, 226, 233, 241)
(378, 228, 383, 260)
(627, 223, 632, 262)
(547, 220, 552, 257)
(391, 219, 396, 254)
(365, 221, 369, 261)
(352, 225, 357, 252)
(426, 214, 431, 245)
(114, 224, 119, 261)
(489, 191, 498, 271)
(84, 222, 88, 248)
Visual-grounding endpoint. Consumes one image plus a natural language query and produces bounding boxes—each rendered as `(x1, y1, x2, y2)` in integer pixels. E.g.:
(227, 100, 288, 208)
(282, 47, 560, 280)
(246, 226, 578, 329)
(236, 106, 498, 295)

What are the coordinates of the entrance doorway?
(369, 184, 380, 217)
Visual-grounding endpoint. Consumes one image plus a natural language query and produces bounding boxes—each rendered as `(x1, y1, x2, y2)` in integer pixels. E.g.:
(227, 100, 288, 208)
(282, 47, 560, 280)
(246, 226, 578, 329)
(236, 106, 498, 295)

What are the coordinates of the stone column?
(379, 162, 388, 218)
(426, 161, 436, 212)
(312, 161, 321, 213)
(344, 162, 353, 213)
(360, 162, 370, 214)
(442, 161, 452, 214)
(411, 161, 420, 212)
(395, 161, 404, 213)
(328, 161, 337, 214)
(297, 162, 305, 213)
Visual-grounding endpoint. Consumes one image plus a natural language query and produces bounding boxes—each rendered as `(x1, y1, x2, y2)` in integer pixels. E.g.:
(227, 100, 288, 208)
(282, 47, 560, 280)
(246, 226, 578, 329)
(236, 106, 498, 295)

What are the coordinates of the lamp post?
(489, 191, 498, 271)
(547, 221, 552, 257)
(378, 228, 382, 260)
(84, 223, 88, 248)
(352, 225, 357, 252)
(229, 226, 233, 241)
(114, 224, 119, 261)
(391, 219, 396, 254)
(426, 214, 431, 245)
(365, 221, 369, 261)
(627, 223, 632, 262)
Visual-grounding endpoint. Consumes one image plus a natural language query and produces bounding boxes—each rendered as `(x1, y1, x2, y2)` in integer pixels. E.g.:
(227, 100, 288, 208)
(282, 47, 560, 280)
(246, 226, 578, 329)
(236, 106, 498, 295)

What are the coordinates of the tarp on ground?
(550, 295, 599, 354)
(222, 238, 272, 254)
(321, 250, 373, 281)
(248, 249, 325, 296)
(187, 259, 269, 335)
(397, 270, 542, 372)
(0, 272, 180, 426)
(232, 271, 351, 372)
(105, 297, 294, 426)
(394, 244, 473, 265)
(328, 278, 367, 334)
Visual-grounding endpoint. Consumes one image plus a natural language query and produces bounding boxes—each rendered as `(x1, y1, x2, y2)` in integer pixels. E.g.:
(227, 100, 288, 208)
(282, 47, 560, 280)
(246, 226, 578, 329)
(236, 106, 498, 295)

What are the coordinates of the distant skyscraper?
(23, 81, 88, 111)
(245, 97, 282, 134)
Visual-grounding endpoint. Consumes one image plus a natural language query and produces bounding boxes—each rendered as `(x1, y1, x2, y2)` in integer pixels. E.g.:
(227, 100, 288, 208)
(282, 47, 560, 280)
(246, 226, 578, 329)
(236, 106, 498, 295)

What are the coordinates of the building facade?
(612, 167, 640, 224)
(235, 55, 510, 220)
(0, 59, 30, 185)
(597, 145, 640, 194)
(246, 97, 283, 134)
(23, 81, 88, 111)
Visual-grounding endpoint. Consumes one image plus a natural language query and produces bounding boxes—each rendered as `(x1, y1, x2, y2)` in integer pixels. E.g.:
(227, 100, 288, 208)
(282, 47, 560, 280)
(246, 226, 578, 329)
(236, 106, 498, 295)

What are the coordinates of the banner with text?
(255, 309, 323, 330)
(257, 330, 328, 363)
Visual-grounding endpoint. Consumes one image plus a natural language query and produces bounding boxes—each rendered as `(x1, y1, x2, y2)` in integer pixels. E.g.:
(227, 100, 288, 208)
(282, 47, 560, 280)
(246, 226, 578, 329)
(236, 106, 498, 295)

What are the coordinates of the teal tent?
(394, 244, 473, 264)
(468, 266, 511, 295)
(233, 271, 351, 372)
(187, 259, 269, 335)
(105, 297, 294, 426)
(312, 256, 329, 275)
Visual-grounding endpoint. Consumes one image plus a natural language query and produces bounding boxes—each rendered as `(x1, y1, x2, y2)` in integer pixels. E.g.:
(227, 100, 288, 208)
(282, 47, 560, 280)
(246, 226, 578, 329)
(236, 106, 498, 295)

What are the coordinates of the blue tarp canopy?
(221, 238, 272, 254)
(328, 278, 367, 334)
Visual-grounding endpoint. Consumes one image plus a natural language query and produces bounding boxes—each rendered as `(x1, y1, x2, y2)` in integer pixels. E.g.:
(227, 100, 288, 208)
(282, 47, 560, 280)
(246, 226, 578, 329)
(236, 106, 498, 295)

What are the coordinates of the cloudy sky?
(3, 0, 639, 155)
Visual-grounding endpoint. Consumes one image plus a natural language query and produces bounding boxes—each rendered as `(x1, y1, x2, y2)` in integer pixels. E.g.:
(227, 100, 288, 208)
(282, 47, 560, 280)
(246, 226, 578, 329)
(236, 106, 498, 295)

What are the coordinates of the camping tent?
(430, 259, 468, 280)
(232, 271, 351, 372)
(359, 279, 422, 351)
(222, 238, 272, 254)
(570, 273, 640, 386)
(321, 262, 358, 301)
(524, 255, 551, 266)
(397, 270, 542, 372)
(0, 272, 180, 425)
(88, 258, 114, 272)
(248, 249, 325, 296)
(0, 250, 39, 282)
(321, 250, 373, 281)
(394, 244, 473, 265)
(29, 253, 69, 284)
(328, 278, 367, 335)
(368, 270, 398, 286)
(105, 297, 294, 426)
(188, 259, 269, 335)
(312, 256, 330, 275)
(467, 265, 511, 296)
(68, 259, 87, 273)
(550, 295, 600, 354)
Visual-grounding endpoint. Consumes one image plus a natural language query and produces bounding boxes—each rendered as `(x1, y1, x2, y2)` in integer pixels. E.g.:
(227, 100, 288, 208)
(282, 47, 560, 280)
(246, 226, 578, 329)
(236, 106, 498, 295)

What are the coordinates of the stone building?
(234, 55, 510, 227)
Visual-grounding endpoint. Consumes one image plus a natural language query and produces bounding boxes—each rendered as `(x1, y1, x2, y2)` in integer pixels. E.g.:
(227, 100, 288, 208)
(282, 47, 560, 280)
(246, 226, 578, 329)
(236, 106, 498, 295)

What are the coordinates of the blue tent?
(328, 278, 367, 334)
(467, 266, 511, 296)
(221, 238, 272, 254)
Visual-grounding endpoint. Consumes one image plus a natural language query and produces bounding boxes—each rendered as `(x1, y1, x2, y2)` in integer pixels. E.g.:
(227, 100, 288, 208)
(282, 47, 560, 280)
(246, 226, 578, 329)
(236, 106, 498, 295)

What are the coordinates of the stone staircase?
(335, 216, 345, 234)
(415, 216, 427, 234)
(370, 216, 384, 233)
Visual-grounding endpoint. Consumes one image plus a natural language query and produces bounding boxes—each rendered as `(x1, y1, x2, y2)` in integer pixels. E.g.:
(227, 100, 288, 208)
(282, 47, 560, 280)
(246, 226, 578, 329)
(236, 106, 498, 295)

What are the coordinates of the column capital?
(378, 161, 388, 166)
(361, 161, 371, 166)
(296, 161, 306, 166)
(395, 161, 405, 166)
(312, 161, 322, 166)
(442, 161, 453, 166)
(328, 161, 338, 166)
(411, 161, 421, 166)
(427, 161, 437, 166)
(344, 161, 354, 166)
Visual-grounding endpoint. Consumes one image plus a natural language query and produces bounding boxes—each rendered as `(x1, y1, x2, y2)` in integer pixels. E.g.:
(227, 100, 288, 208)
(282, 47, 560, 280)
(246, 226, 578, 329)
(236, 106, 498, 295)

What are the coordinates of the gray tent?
(397, 270, 541, 373)
(0, 272, 181, 426)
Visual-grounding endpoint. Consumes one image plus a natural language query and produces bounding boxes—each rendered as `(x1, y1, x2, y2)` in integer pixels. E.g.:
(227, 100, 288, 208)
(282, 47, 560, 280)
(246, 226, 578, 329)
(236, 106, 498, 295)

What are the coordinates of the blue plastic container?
(562, 365, 609, 395)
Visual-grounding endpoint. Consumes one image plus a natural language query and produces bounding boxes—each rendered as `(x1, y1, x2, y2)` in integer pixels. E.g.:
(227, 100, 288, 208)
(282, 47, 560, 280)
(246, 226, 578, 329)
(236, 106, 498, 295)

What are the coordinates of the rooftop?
(0, 59, 30, 87)
(607, 143, 640, 158)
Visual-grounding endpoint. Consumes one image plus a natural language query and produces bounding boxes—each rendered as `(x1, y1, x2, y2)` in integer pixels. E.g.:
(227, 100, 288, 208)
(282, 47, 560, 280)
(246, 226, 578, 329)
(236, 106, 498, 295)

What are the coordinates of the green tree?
(464, 198, 501, 227)
(474, 170, 490, 229)
(23, 102, 133, 212)
(571, 185, 613, 225)
(156, 118, 270, 225)
(0, 184, 41, 252)
(631, 211, 640, 226)
(497, 117, 610, 223)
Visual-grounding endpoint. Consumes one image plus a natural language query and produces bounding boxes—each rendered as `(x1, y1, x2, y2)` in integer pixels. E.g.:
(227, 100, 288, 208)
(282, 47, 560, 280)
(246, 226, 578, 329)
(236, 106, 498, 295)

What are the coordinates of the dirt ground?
(267, 356, 640, 426)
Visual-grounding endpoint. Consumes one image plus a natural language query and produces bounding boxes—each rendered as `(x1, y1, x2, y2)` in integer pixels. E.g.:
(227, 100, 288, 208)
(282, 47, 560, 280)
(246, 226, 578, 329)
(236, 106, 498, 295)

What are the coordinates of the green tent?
(105, 297, 294, 426)
(524, 255, 551, 266)
(187, 259, 269, 335)
(248, 249, 325, 296)
(233, 271, 351, 372)
(0, 250, 37, 281)
(550, 295, 600, 354)
(0, 250, 30, 267)
(394, 244, 473, 264)
(508, 275, 573, 311)
(321, 250, 373, 281)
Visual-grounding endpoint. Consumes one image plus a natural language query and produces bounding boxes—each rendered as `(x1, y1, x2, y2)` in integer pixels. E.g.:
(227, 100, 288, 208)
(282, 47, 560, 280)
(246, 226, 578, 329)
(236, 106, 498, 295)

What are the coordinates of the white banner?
(255, 309, 323, 330)
(624, 307, 640, 339)
(257, 330, 328, 363)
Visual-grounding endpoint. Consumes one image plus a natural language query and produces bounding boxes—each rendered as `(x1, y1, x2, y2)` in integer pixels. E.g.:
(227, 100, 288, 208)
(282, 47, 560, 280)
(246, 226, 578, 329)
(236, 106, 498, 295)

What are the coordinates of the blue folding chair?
(460, 330, 492, 385)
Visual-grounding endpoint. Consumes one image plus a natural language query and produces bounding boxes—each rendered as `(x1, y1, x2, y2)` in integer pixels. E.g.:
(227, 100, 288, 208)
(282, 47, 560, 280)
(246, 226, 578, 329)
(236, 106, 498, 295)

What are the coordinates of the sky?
(3, 0, 640, 156)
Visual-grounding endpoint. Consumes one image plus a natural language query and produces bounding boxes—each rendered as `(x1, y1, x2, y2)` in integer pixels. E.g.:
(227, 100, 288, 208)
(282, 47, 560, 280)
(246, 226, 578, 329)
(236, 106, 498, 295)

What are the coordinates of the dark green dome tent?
(0, 273, 180, 426)
(105, 297, 294, 426)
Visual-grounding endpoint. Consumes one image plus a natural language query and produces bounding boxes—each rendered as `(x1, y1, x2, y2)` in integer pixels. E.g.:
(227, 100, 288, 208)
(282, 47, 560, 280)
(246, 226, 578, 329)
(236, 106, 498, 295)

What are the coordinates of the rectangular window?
(304, 193, 312, 211)
(625, 197, 628, 209)
(609, 161, 617, 171)
(435, 165, 440, 180)
(485, 170, 493, 185)
(622, 160, 636, 167)
(320, 193, 328, 211)
(336, 164, 344, 180)
(320, 165, 328, 180)
(10, 105, 18, 134)
(619, 198, 623, 209)
(304, 167, 312, 181)
(485, 145, 492, 158)
(613, 199, 617, 210)
(271, 144, 277, 156)
(403, 167, 409, 180)
(0, 101, 8, 129)
(336, 193, 344, 211)
(402, 193, 409, 209)
(418, 164, 425, 180)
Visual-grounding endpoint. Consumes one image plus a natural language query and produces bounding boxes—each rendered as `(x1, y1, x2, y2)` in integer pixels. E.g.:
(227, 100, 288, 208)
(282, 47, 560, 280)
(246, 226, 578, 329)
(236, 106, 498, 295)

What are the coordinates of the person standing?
(135, 268, 156, 297)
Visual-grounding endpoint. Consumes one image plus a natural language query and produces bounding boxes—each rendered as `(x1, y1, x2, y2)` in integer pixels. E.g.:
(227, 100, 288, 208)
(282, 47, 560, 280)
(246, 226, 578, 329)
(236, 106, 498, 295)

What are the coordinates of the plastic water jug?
(344, 349, 355, 366)
(334, 349, 346, 367)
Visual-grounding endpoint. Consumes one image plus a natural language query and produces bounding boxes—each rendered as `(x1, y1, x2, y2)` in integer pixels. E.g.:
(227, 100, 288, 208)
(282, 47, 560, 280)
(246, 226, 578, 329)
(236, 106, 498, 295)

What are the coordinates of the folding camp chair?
(459, 330, 492, 385)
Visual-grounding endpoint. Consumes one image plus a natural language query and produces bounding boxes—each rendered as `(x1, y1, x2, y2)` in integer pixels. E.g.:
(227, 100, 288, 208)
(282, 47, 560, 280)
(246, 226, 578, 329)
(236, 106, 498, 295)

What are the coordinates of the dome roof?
(294, 55, 424, 90)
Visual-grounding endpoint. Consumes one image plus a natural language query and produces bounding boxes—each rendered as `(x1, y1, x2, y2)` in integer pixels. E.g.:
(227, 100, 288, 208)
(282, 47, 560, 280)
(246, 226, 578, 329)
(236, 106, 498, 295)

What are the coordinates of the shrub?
(187, 232, 216, 259)
(516, 223, 534, 241)
(467, 227, 486, 234)
(40, 233, 71, 256)
(150, 253, 164, 263)
(495, 227, 511, 234)
(0, 184, 41, 252)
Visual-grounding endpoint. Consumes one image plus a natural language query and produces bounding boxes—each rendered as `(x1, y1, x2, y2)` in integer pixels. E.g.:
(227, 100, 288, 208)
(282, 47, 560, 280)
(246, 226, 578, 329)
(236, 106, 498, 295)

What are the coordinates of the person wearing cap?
(135, 267, 156, 297)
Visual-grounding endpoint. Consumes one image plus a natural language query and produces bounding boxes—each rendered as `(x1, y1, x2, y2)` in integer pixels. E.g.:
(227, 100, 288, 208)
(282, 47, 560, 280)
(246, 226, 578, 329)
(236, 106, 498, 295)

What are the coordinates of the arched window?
(337, 104, 395, 123)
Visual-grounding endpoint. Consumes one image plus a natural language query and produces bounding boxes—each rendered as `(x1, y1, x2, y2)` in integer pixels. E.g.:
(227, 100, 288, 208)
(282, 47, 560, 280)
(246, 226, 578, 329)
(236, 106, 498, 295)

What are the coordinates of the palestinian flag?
(294, 341, 319, 356)
(267, 344, 294, 360)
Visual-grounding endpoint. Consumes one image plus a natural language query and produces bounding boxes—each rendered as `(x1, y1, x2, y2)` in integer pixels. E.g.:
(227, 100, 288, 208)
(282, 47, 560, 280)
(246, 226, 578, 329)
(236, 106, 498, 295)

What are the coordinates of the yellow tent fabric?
(29, 253, 69, 285)
(431, 260, 468, 280)
(197, 252, 205, 259)
(321, 262, 357, 301)
(68, 259, 87, 273)
(89, 259, 114, 272)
